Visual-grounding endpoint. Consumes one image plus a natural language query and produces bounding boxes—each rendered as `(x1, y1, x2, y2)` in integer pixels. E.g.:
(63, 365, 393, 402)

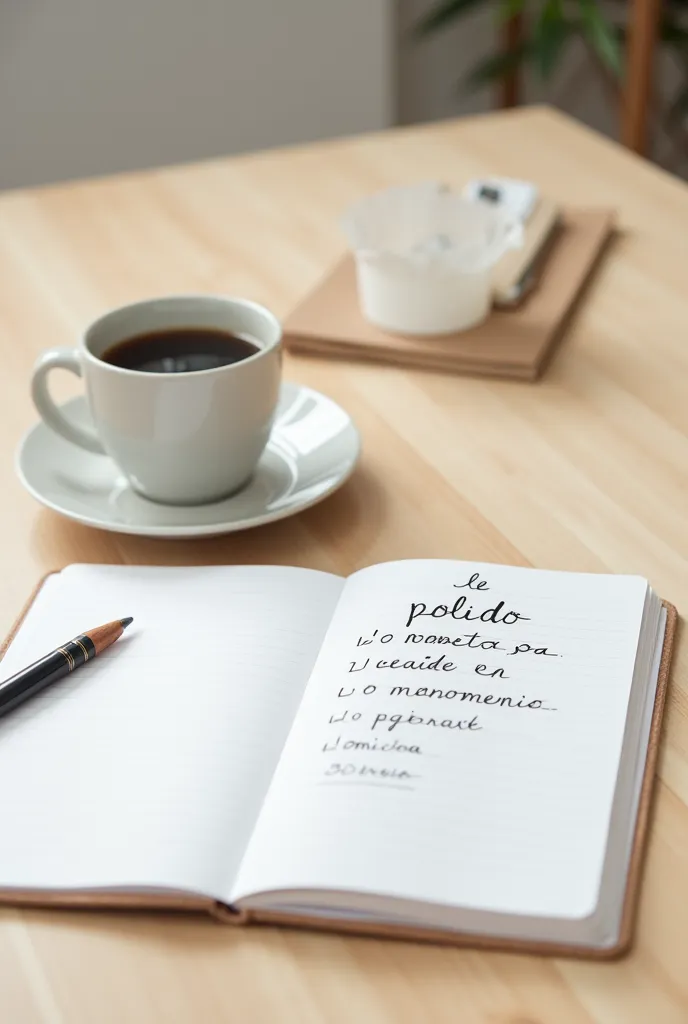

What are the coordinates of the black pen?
(0, 617, 133, 718)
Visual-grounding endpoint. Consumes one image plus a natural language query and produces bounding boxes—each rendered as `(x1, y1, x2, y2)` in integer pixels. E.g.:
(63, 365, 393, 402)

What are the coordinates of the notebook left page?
(0, 564, 343, 902)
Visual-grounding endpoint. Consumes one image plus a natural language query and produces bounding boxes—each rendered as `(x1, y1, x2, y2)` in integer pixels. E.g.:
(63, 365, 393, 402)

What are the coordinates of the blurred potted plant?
(417, 0, 623, 94)
(416, 0, 688, 167)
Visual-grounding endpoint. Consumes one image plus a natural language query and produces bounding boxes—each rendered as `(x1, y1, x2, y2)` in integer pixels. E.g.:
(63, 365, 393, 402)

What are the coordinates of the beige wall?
(0, 0, 394, 189)
(2, 1, 681, 191)
(397, 1, 492, 125)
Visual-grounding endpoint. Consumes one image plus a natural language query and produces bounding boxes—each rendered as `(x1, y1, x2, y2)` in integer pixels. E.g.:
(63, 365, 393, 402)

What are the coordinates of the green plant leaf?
(416, 0, 488, 36)
(463, 42, 533, 91)
(578, 0, 623, 77)
(661, 18, 688, 46)
(616, 17, 688, 48)
(534, 0, 573, 79)
(497, 0, 527, 22)
(667, 84, 688, 125)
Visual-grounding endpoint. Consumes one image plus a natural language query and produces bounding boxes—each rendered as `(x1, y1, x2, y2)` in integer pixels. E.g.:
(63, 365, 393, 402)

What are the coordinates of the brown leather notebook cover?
(283, 208, 614, 381)
(0, 573, 677, 958)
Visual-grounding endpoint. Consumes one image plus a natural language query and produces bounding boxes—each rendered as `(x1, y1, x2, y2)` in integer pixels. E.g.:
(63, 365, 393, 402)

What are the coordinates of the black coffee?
(101, 328, 260, 373)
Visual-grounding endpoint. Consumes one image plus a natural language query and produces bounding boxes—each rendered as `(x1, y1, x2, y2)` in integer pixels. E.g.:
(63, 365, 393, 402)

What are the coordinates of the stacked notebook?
(0, 560, 676, 956)
(283, 209, 614, 380)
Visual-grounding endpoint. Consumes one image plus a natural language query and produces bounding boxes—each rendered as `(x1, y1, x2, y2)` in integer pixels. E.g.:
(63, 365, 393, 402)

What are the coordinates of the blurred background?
(1, 0, 685, 190)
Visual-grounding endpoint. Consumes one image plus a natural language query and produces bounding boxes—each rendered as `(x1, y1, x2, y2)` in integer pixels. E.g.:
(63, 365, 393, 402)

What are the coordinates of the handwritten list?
(321, 568, 563, 789)
(234, 560, 650, 920)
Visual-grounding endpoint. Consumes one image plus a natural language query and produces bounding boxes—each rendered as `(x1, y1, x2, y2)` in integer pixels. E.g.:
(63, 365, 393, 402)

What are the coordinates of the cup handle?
(31, 349, 106, 454)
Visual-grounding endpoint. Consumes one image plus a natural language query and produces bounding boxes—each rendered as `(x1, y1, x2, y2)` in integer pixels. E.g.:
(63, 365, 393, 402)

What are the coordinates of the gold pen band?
(56, 636, 97, 672)
(73, 638, 90, 662)
(57, 646, 76, 671)
(0, 619, 132, 724)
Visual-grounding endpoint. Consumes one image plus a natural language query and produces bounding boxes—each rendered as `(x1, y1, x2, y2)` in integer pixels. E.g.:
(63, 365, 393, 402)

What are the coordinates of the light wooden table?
(0, 107, 686, 1024)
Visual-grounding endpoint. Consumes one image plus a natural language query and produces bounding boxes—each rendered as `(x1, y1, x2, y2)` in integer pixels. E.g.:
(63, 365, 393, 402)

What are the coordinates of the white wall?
(0, 0, 394, 189)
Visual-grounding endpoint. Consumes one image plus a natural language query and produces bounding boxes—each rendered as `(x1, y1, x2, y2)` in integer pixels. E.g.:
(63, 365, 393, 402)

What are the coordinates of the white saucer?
(16, 382, 360, 538)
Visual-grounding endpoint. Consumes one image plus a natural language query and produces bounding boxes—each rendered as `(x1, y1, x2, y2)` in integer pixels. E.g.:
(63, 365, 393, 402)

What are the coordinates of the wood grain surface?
(0, 106, 686, 1024)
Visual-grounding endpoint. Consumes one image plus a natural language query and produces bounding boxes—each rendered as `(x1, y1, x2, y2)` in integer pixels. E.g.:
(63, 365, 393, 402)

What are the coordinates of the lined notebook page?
(234, 560, 649, 919)
(0, 564, 343, 900)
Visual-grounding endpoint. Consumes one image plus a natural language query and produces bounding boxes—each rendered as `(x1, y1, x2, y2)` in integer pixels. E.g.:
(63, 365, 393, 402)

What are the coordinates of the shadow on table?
(27, 464, 386, 576)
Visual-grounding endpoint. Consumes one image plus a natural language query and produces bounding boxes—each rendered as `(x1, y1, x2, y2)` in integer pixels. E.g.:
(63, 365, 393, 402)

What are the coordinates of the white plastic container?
(342, 182, 523, 336)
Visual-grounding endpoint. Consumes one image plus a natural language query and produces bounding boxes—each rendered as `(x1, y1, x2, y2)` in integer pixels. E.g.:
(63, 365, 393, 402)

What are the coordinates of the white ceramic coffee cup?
(31, 295, 282, 505)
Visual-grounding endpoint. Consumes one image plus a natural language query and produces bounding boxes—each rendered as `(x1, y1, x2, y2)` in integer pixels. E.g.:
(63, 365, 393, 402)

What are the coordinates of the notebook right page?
(234, 560, 650, 920)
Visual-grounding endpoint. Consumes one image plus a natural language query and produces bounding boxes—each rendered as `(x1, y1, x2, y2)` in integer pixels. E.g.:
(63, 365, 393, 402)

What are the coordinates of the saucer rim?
(16, 382, 361, 539)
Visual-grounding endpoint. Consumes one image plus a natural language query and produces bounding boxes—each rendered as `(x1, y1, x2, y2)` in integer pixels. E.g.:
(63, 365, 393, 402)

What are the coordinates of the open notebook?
(0, 561, 676, 957)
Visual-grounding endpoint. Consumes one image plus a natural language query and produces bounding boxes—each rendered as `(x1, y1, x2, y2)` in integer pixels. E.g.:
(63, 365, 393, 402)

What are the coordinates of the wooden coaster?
(283, 208, 614, 381)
